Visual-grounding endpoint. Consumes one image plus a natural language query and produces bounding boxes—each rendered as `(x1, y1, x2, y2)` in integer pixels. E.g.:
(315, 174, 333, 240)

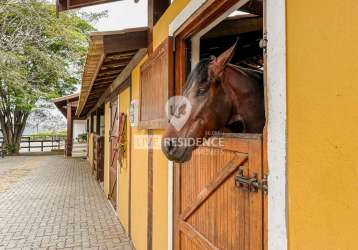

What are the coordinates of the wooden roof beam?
(93, 80, 115, 85)
(95, 76, 117, 82)
(101, 62, 129, 69)
(102, 28, 148, 54)
(240, 0, 263, 16)
(76, 28, 149, 117)
(57, 0, 122, 12)
(99, 67, 123, 73)
(202, 16, 263, 39)
(86, 48, 147, 116)
(52, 93, 80, 118)
(104, 51, 137, 61)
(148, 0, 171, 27)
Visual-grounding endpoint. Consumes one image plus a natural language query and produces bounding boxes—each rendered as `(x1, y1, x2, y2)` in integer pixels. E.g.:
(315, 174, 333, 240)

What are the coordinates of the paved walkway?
(0, 156, 133, 250)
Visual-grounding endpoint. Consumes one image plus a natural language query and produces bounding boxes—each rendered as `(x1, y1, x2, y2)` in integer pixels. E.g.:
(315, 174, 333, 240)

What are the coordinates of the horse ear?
(216, 42, 237, 67)
(209, 42, 237, 79)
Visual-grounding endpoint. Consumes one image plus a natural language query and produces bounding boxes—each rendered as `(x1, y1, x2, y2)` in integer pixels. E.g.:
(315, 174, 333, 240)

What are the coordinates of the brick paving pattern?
(0, 156, 133, 250)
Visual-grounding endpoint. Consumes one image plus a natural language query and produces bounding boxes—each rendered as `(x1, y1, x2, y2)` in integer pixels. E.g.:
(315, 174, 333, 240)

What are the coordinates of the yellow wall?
(104, 102, 110, 196)
(117, 88, 131, 232)
(153, 0, 190, 49)
(152, 134, 169, 250)
(129, 3, 191, 247)
(287, 1, 358, 249)
(149, 1, 191, 250)
(130, 57, 149, 250)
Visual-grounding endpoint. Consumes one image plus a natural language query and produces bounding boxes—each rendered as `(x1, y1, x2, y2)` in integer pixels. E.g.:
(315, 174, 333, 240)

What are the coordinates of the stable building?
(57, 1, 358, 250)
(53, 93, 87, 157)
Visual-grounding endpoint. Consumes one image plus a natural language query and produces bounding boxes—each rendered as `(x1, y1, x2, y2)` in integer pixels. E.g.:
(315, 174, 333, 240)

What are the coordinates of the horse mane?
(183, 58, 211, 95)
(227, 63, 263, 83)
(183, 59, 263, 95)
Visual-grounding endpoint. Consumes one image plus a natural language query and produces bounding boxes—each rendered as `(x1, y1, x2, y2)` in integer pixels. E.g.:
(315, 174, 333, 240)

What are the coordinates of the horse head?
(162, 43, 264, 163)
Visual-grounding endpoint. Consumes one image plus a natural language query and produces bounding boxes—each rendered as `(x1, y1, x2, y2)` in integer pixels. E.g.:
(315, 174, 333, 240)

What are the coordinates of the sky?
(79, 1, 147, 31)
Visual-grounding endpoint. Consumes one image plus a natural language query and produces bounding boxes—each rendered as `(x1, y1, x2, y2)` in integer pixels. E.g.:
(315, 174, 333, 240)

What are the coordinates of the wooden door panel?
(109, 99, 118, 208)
(139, 37, 174, 129)
(109, 167, 117, 206)
(93, 135, 98, 175)
(93, 135, 104, 181)
(97, 136, 104, 182)
(174, 135, 264, 250)
(185, 164, 249, 250)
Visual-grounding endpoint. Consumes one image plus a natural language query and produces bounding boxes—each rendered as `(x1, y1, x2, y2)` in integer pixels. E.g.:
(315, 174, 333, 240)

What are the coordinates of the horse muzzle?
(161, 137, 194, 163)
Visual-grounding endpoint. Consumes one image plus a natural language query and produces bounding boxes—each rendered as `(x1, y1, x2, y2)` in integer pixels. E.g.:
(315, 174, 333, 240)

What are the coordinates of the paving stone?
(0, 156, 133, 250)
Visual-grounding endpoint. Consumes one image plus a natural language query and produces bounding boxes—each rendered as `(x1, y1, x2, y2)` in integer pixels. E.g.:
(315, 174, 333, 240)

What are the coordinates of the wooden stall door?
(174, 135, 265, 250)
(97, 136, 104, 182)
(93, 135, 98, 176)
(93, 135, 104, 182)
(109, 99, 119, 208)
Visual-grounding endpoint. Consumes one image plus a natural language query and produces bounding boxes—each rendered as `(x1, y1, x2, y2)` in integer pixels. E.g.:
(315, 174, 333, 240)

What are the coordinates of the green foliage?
(76, 133, 87, 143)
(0, 0, 106, 154)
(30, 130, 67, 139)
(4, 143, 18, 155)
(0, 0, 100, 107)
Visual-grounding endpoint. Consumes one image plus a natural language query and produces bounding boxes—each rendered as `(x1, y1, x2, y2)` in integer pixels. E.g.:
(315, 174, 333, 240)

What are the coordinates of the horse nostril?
(168, 139, 174, 151)
(164, 138, 176, 154)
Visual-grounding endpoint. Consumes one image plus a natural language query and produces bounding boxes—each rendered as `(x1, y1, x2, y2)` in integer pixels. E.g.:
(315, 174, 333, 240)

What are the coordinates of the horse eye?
(197, 88, 207, 96)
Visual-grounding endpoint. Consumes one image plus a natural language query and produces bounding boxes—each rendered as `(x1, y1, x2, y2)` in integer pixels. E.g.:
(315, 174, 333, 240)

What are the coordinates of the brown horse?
(162, 43, 265, 163)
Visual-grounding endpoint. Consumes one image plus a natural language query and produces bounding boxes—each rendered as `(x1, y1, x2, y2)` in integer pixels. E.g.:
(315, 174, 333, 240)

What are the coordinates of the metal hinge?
(259, 32, 268, 53)
(235, 167, 268, 193)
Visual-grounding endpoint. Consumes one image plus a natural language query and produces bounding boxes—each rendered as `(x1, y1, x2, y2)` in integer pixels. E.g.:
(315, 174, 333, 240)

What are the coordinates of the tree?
(0, 0, 105, 154)
(26, 107, 66, 133)
(40, 112, 67, 133)
(26, 109, 49, 134)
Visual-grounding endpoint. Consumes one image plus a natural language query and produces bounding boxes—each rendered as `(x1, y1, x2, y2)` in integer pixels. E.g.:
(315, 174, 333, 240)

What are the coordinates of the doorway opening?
(189, 12, 263, 73)
(172, 1, 267, 249)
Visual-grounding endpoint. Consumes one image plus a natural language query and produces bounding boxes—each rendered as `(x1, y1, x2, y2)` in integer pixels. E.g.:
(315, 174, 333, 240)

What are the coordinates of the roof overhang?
(57, 0, 122, 12)
(76, 27, 148, 118)
(52, 93, 80, 119)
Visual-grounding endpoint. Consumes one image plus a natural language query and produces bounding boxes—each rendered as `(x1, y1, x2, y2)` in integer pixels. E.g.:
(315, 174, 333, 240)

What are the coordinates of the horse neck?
(223, 64, 253, 96)
(222, 64, 265, 133)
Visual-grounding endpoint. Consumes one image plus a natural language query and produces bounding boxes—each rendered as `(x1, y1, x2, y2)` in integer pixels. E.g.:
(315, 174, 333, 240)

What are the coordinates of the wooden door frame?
(168, 0, 288, 250)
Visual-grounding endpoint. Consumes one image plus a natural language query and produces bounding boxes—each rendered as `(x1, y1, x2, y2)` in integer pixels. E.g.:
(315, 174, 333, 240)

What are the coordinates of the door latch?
(235, 167, 268, 193)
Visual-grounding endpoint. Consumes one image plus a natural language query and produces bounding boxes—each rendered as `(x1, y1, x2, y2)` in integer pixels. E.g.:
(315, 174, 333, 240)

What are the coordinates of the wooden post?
(96, 109, 101, 135)
(147, 0, 170, 53)
(148, 0, 170, 28)
(66, 101, 73, 157)
(90, 113, 94, 133)
(146, 2, 169, 248)
(28, 137, 30, 152)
